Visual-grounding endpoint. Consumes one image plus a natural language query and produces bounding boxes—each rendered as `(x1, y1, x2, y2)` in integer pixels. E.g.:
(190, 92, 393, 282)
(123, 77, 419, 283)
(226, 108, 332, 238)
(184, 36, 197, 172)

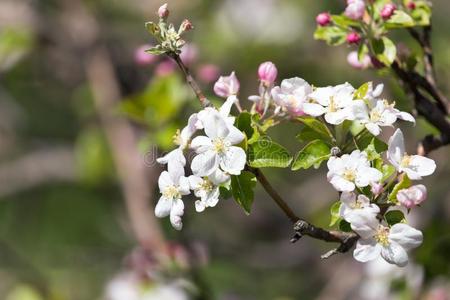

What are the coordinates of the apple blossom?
(352, 218, 423, 267)
(303, 83, 355, 125)
(381, 3, 397, 20)
(189, 170, 230, 212)
(327, 150, 382, 192)
(316, 12, 331, 26)
(271, 77, 312, 116)
(197, 94, 237, 129)
(351, 99, 415, 136)
(397, 184, 427, 209)
(346, 32, 361, 44)
(370, 182, 384, 195)
(213, 71, 240, 98)
(345, 0, 365, 20)
(339, 192, 380, 225)
(180, 19, 193, 33)
(347, 51, 371, 69)
(258, 61, 278, 86)
(155, 162, 190, 230)
(387, 129, 436, 180)
(158, 3, 169, 19)
(190, 113, 246, 176)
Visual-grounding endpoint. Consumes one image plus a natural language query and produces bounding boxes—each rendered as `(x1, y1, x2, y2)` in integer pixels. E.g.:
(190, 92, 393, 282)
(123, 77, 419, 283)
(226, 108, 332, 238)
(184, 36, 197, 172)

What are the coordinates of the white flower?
(352, 218, 423, 267)
(196, 95, 236, 129)
(397, 184, 427, 209)
(303, 83, 355, 125)
(189, 170, 230, 212)
(339, 192, 380, 225)
(157, 113, 199, 167)
(352, 99, 415, 136)
(190, 113, 246, 176)
(155, 162, 190, 230)
(327, 150, 382, 192)
(387, 129, 436, 180)
(213, 71, 240, 98)
(271, 77, 312, 116)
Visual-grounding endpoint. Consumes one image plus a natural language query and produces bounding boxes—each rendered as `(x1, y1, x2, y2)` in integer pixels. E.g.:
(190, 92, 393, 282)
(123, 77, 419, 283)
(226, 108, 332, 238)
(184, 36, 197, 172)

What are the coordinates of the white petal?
(195, 200, 206, 212)
(220, 146, 246, 175)
(355, 167, 382, 187)
(340, 191, 356, 205)
(397, 111, 415, 124)
(372, 83, 384, 97)
(188, 175, 203, 190)
(220, 95, 237, 117)
(209, 169, 230, 185)
(358, 194, 371, 206)
(180, 113, 199, 142)
(349, 212, 379, 239)
(388, 129, 405, 169)
(190, 136, 213, 153)
(409, 155, 436, 178)
(191, 150, 219, 177)
(178, 176, 190, 195)
(225, 125, 245, 145)
(381, 242, 409, 267)
(168, 161, 185, 184)
(365, 122, 381, 136)
(157, 148, 186, 166)
(354, 238, 381, 263)
(158, 171, 173, 191)
(169, 199, 184, 230)
(155, 196, 172, 218)
(205, 188, 220, 207)
(309, 87, 333, 106)
(324, 109, 349, 125)
(351, 100, 369, 121)
(389, 223, 423, 250)
(330, 175, 355, 192)
(203, 113, 230, 139)
(302, 103, 326, 117)
(327, 156, 344, 173)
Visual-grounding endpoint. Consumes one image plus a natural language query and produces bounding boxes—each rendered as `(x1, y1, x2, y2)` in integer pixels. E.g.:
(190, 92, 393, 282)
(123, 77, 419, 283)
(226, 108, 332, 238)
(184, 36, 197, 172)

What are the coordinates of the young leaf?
(297, 117, 333, 143)
(339, 219, 352, 232)
(354, 82, 370, 99)
(385, 210, 405, 226)
(389, 174, 412, 202)
(330, 201, 342, 227)
(331, 15, 361, 27)
(384, 11, 415, 29)
(247, 138, 293, 168)
(314, 26, 347, 46)
(231, 171, 257, 214)
(372, 37, 397, 66)
(291, 140, 331, 171)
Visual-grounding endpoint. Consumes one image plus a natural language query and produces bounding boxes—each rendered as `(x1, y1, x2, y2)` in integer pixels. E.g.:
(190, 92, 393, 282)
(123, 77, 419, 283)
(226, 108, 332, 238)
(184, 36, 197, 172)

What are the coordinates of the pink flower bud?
(345, 0, 365, 20)
(155, 60, 176, 76)
(397, 184, 427, 209)
(316, 12, 331, 26)
(158, 3, 169, 18)
(381, 3, 396, 20)
(179, 44, 198, 66)
(347, 51, 371, 69)
(407, 1, 416, 10)
(370, 182, 384, 195)
(134, 44, 157, 66)
(180, 19, 193, 32)
(258, 61, 278, 85)
(346, 32, 361, 44)
(213, 71, 240, 98)
(197, 64, 220, 83)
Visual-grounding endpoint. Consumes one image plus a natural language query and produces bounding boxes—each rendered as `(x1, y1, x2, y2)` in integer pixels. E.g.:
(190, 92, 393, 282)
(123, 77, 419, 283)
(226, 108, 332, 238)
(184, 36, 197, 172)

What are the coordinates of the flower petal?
(381, 242, 409, 267)
(329, 175, 355, 192)
(190, 136, 213, 153)
(225, 125, 245, 145)
(365, 122, 381, 136)
(324, 109, 349, 125)
(170, 199, 184, 230)
(191, 150, 219, 177)
(349, 211, 379, 239)
(302, 103, 326, 117)
(388, 129, 405, 169)
(178, 176, 190, 195)
(203, 113, 230, 139)
(155, 196, 172, 218)
(220, 146, 246, 175)
(354, 238, 381, 263)
(355, 166, 382, 187)
(195, 200, 206, 212)
(389, 223, 423, 250)
(409, 155, 436, 178)
(158, 171, 173, 191)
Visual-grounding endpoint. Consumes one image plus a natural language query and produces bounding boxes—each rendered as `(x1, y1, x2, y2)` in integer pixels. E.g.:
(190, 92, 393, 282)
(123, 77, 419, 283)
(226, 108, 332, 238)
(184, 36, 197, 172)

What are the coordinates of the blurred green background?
(0, 0, 449, 299)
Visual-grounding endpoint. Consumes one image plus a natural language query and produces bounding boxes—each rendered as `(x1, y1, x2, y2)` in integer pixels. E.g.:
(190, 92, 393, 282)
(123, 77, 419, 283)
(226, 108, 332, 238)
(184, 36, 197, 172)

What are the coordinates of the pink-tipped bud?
(345, 0, 365, 20)
(346, 32, 361, 44)
(213, 71, 240, 98)
(180, 19, 193, 32)
(158, 3, 169, 18)
(407, 1, 416, 10)
(197, 64, 220, 83)
(134, 44, 157, 66)
(381, 3, 396, 20)
(258, 61, 278, 85)
(397, 184, 427, 209)
(347, 51, 371, 69)
(316, 12, 331, 26)
(370, 182, 384, 195)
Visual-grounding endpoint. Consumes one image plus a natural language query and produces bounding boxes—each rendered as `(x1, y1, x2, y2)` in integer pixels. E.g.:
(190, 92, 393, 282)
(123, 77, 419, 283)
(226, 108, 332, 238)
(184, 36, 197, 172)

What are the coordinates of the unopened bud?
(180, 19, 193, 32)
(347, 51, 371, 69)
(381, 3, 396, 20)
(346, 32, 361, 44)
(258, 61, 278, 85)
(316, 12, 331, 26)
(345, 0, 365, 20)
(158, 3, 169, 19)
(407, 1, 416, 10)
(370, 182, 384, 195)
(213, 71, 240, 98)
(397, 184, 427, 209)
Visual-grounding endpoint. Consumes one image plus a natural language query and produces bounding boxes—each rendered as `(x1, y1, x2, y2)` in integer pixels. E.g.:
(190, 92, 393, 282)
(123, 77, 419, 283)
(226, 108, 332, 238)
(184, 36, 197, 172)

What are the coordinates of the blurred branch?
(170, 52, 358, 257)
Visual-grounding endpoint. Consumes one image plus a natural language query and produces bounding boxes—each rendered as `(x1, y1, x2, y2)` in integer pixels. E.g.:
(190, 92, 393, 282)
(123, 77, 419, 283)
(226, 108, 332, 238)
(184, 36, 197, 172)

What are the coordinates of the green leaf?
(354, 82, 370, 99)
(297, 117, 333, 143)
(331, 15, 361, 28)
(384, 11, 415, 29)
(145, 22, 160, 35)
(314, 26, 347, 46)
(339, 220, 352, 232)
(219, 186, 232, 199)
(389, 174, 412, 202)
(247, 138, 293, 168)
(236, 112, 260, 145)
(364, 137, 388, 161)
(357, 43, 369, 62)
(410, 2, 432, 26)
(372, 37, 397, 66)
(296, 126, 321, 143)
(385, 210, 405, 226)
(330, 201, 342, 227)
(292, 140, 331, 171)
(230, 171, 257, 214)
(381, 164, 396, 181)
(145, 46, 166, 55)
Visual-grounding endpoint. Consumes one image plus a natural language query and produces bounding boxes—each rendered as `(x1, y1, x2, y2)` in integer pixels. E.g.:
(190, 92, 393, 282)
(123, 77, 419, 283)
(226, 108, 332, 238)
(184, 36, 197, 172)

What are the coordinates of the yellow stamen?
(374, 225, 390, 247)
(401, 154, 412, 167)
(213, 138, 227, 154)
(343, 169, 356, 182)
(162, 185, 180, 200)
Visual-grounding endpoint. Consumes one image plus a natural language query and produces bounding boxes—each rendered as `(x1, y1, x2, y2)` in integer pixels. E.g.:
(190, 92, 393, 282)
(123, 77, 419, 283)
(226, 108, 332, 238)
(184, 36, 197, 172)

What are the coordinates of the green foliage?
(384, 11, 415, 29)
(314, 26, 347, 46)
(371, 37, 397, 66)
(236, 112, 260, 145)
(291, 140, 330, 171)
(329, 201, 342, 227)
(355, 130, 388, 153)
(331, 15, 360, 28)
(296, 117, 333, 144)
(389, 174, 412, 202)
(385, 210, 406, 226)
(230, 171, 257, 214)
(354, 82, 370, 99)
(247, 138, 293, 168)
(409, 1, 432, 26)
(0, 28, 34, 71)
(339, 220, 352, 232)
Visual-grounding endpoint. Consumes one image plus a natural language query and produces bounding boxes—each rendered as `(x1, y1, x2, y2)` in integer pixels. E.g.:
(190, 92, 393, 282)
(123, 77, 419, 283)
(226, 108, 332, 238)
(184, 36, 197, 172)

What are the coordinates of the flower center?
(328, 96, 337, 112)
(374, 225, 390, 247)
(343, 168, 356, 182)
(287, 95, 298, 107)
(370, 109, 381, 122)
(400, 154, 412, 168)
(162, 185, 180, 200)
(199, 179, 214, 193)
(213, 138, 227, 154)
(173, 129, 182, 146)
(350, 200, 363, 209)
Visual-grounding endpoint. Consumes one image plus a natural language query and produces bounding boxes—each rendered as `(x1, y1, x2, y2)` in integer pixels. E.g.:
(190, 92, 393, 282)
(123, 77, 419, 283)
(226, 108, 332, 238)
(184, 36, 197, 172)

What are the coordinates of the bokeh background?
(0, 0, 449, 299)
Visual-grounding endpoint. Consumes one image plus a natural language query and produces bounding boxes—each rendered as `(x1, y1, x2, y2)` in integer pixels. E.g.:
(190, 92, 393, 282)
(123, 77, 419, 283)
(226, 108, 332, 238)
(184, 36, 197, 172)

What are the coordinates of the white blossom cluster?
(155, 93, 246, 230)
